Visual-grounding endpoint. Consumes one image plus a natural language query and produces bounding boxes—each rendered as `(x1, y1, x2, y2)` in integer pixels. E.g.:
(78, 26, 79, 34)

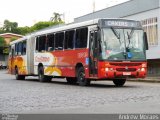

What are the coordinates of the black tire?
(113, 79, 126, 87)
(38, 66, 52, 82)
(66, 77, 77, 84)
(46, 76, 53, 82)
(15, 68, 25, 80)
(77, 67, 90, 86)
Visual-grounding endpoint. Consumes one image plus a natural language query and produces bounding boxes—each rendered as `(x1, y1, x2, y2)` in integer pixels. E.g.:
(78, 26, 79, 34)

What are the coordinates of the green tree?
(0, 36, 7, 54)
(0, 36, 6, 47)
(0, 14, 65, 35)
(2, 20, 18, 33)
(16, 26, 31, 35)
(50, 12, 63, 22)
(30, 21, 64, 32)
(0, 28, 5, 34)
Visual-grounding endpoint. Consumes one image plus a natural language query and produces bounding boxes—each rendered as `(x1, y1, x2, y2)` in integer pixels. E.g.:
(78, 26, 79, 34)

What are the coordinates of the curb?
(128, 79, 160, 83)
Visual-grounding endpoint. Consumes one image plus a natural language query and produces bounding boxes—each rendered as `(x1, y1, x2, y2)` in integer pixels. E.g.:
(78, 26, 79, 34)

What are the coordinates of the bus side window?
(10, 45, 15, 57)
(22, 40, 26, 55)
(12, 48, 15, 57)
(65, 30, 75, 49)
(47, 34, 54, 51)
(75, 27, 88, 48)
(15, 43, 18, 55)
(18, 42, 23, 55)
(55, 32, 64, 50)
(36, 36, 46, 52)
(35, 37, 39, 52)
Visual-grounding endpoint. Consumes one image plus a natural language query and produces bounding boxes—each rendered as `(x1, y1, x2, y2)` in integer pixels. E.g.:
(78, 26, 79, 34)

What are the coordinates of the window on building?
(141, 17, 158, 46)
(75, 27, 88, 48)
(55, 32, 64, 50)
(65, 30, 75, 49)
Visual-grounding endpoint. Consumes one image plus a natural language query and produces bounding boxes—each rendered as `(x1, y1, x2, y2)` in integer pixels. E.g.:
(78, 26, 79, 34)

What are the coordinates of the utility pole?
(93, 0, 95, 13)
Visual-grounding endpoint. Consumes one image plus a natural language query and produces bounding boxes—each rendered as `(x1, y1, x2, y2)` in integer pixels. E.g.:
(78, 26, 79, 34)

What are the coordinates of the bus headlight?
(138, 68, 145, 72)
(141, 68, 145, 72)
(105, 68, 109, 72)
(105, 68, 113, 71)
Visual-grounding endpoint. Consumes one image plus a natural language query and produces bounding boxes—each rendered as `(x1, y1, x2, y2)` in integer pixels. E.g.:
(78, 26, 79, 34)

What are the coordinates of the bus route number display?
(100, 19, 142, 28)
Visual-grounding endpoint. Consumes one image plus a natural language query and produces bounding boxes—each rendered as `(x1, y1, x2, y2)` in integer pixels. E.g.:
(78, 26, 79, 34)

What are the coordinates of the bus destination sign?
(99, 19, 142, 28)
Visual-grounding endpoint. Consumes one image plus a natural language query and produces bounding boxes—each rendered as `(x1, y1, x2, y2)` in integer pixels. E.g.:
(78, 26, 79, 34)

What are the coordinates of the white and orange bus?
(8, 18, 148, 86)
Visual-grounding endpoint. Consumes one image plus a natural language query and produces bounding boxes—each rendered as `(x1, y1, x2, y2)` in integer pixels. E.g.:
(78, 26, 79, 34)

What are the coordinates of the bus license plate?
(123, 72, 131, 76)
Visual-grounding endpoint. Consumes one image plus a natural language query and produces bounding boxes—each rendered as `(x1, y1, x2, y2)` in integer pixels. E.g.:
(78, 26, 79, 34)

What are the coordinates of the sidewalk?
(129, 77, 160, 83)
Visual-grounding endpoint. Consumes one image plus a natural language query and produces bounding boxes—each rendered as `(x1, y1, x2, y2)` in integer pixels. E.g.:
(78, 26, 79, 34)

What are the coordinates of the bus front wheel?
(113, 79, 126, 87)
(77, 67, 90, 86)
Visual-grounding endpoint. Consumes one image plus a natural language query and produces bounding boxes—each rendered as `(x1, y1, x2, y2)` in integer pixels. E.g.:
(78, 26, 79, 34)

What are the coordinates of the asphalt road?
(0, 70, 160, 114)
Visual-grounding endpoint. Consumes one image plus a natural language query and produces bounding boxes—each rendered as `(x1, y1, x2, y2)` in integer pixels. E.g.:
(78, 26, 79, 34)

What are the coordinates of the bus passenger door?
(89, 30, 98, 77)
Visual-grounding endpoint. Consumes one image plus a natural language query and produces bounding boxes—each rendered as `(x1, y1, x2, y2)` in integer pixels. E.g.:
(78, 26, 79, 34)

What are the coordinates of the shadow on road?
(16, 78, 138, 89)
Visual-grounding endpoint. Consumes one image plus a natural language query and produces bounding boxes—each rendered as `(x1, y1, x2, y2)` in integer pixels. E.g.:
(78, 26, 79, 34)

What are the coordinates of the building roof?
(0, 33, 23, 37)
(74, 0, 159, 23)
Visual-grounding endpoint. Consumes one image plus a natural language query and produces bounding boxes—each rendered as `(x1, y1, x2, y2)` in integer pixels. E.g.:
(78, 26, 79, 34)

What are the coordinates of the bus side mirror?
(144, 32, 148, 50)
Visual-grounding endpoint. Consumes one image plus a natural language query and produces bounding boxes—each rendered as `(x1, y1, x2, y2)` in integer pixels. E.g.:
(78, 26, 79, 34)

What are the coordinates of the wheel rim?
(15, 69, 18, 79)
(79, 71, 85, 82)
(39, 70, 43, 80)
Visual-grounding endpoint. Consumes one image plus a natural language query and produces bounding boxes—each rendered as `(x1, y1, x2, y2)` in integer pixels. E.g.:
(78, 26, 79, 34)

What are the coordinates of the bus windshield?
(100, 28, 145, 61)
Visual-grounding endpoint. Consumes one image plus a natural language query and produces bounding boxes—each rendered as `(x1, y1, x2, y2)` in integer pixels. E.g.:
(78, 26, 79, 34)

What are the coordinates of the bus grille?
(110, 63, 141, 66)
(116, 68, 137, 72)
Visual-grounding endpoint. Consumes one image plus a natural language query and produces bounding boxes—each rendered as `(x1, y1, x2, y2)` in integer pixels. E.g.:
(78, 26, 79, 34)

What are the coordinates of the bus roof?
(10, 18, 141, 45)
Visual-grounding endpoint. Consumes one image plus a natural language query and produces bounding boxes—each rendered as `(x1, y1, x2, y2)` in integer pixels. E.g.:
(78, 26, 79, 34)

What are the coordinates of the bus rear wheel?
(38, 66, 52, 82)
(113, 79, 126, 87)
(15, 68, 25, 80)
(77, 67, 90, 86)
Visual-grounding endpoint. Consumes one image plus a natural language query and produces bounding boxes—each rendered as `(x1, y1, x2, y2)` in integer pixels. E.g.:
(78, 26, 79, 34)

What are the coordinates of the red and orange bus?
(8, 18, 148, 86)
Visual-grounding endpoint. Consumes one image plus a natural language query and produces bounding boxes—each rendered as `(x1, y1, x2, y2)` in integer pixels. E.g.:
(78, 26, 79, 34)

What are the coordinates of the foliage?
(16, 26, 31, 35)
(0, 28, 5, 34)
(0, 36, 7, 54)
(0, 12, 64, 54)
(2, 20, 18, 33)
(2, 47, 9, 54)
(0, 36, 6, 47)
(50, 12, 63, 22)
(0, 12, 64, 35)
(30, 21, 56, 32)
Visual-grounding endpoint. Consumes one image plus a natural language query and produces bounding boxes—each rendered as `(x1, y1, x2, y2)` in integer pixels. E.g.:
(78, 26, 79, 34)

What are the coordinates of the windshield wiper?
(111, 27, 121, 44)
(127, 28, 134, 48)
